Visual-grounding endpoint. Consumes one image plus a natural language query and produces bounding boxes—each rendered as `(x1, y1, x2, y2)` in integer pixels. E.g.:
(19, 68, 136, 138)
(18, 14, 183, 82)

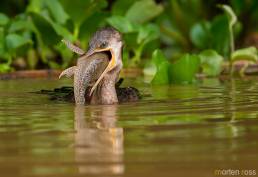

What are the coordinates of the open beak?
(85, 47, 117, 96)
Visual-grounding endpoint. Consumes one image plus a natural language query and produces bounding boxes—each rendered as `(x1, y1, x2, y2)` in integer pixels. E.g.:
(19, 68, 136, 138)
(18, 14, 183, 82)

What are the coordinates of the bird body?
(59, 52, 109, 104)
(59, 27, 124, 105)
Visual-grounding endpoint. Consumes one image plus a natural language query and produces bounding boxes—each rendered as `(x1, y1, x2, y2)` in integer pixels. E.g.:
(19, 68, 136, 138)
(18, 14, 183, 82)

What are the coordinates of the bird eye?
(100, 42, 107, 48)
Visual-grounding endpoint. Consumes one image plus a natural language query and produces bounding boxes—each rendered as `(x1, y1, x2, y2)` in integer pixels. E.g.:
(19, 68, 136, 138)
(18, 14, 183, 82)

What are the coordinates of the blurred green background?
(0, 0, 257, 76)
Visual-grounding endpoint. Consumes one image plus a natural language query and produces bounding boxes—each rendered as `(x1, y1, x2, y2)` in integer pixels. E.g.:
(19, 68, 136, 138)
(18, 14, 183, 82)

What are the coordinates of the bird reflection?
(73, 105, 124, 175)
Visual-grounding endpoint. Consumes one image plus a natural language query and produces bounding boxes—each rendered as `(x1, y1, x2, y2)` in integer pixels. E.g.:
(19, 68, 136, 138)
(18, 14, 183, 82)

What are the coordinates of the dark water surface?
(0, 77, 258, 177)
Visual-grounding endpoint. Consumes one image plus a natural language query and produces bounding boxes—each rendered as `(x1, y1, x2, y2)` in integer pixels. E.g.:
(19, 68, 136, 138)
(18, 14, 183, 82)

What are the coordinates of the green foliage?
(107, 16, 138, 33)
(0, 13, 9, 26)
(190, 15, 230, 57)
(190, 21, 211, 49)
(6, 33, 32, 53)
(210, 15, 231, 57)
(170, 54, 200, 84)
(0, 0, 257, 78)
(199, 50, 223, 77)
(0, 0, 165, 72)
(151, 50, 171, 85)
(150, 49, 225, 84)
(151, 50, 200, 85)
(231, 47, 258, 63)
(29, 12, 61, 45)
(125, 0, 163, 24)
(218, 4, 237, 53)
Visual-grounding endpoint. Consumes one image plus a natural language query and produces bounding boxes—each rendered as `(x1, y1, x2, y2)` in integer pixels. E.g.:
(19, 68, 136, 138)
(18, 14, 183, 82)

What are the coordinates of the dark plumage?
(37, 79, 141, 104)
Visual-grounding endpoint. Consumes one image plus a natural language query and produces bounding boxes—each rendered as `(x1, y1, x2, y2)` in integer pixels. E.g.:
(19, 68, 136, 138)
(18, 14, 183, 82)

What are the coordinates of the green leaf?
(151, 50, 170, 85)
(210, 15, 230, 57)
(231, 46, 258, 63)
(0, 27, 11, 62)
(218, 4, 237, 54)
(0, 13, 9, 26)
(190, 21, 211, 49)
(26, 0, 44, 13)
(0, 63, 11, 73)
(0, 27, 5, 56)
(45, 0, 69, 24)
(151, 61, 170, 85)
(137, 23, 159, 44)
(218, 4, 237, 28)
(8, 20, 33, 33)
(5, 33, 32, 51)
(106, 16, 139, 33)
(111, 0, 137, 16)
(152, 49, 167, 67)
(51, 22, 74, 41)
(199, 49, 224, 77)
(30, 12, 61, 45)
(126, 0, 163, 24)
(54, 43, 73, 68)
(170, 54, 200, 84)
(27, 49, 38, 69)
(60, 0, 107, 27)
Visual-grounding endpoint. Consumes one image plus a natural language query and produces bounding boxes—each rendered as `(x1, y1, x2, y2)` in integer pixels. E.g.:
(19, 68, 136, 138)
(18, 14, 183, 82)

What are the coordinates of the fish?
(59, 52, 109, 105)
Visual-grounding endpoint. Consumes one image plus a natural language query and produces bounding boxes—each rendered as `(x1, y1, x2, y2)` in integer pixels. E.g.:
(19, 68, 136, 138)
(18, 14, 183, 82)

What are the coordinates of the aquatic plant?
(150, 3, 258, 84)
(0, 0, 257, 77)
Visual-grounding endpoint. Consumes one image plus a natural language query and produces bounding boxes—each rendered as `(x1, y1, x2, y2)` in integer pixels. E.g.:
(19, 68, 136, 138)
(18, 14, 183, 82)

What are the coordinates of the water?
(0, 77, 258, 177)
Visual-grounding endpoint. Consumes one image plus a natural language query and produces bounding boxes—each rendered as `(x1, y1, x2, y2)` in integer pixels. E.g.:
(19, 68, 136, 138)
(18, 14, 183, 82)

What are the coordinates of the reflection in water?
(0, 78, 258, 177)
(74, 105, 124, 175)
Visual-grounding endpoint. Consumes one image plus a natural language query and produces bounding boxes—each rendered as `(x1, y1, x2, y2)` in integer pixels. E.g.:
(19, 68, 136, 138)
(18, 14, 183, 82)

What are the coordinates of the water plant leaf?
(137, 23, 159, 44)
(126, 0, 163, 24)
(190, 21, 211, 49)
(0, 27, 5, 57)
(30, 12, 60, 45)
(151, 50, 170, 85)
(170, 54, 200, 84)
(51, 22, 74, 41)
(111, 0, 137, 16)
(231, 46, 258, 63)
(151, 61, 170, 85)
(0, 27, 11, 64)
(26, 0, 44, 14)
(152, 49, 167, 66)
(8, 20, 32, 33)
(0, 13, 9, 26)
(106, 16, 139, 33)
(218, 4, 237, 28)
(218, 4, 237, 54)
(210, 15, 230, 57)
(45, 0, 69, 25)
(199, 49, 223, 77)
(6, 33, 32, 51)
(0, 63, 11, 73)
(60, 0, 107, 28)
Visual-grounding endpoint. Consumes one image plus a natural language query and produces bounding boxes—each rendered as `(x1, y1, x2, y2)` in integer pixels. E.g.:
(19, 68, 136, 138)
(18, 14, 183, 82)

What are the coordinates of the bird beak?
(85, 47, 117, 96)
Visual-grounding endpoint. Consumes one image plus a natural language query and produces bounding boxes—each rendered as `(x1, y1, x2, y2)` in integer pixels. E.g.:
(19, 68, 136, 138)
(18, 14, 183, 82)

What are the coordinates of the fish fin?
(59, 66, 77, 79)
(61, 39, 85, 55)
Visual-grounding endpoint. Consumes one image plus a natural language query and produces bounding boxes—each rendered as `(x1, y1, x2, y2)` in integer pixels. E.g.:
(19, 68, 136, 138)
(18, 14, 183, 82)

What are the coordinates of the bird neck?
(91, 65, 121, 105)
(90, 50, 122, 105)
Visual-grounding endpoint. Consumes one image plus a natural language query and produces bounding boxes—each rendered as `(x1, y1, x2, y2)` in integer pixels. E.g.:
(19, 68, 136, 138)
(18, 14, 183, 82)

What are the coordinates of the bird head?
(85, 27, 123, 96)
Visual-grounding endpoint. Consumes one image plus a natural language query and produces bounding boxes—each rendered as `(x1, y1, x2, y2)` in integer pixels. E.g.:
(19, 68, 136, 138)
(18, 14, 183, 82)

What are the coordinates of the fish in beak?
(84, 47, 117, 96)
